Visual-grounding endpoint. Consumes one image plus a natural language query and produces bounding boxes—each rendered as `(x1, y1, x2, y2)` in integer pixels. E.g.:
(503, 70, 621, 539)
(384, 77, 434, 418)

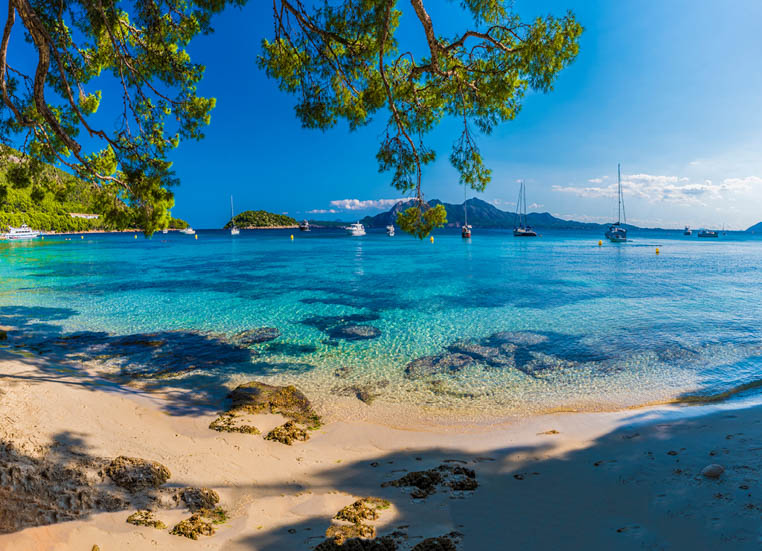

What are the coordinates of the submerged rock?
(334, 497, 391, 524)
(315, 537, 398, 551)
(265, 421, 310, 445)
(228, 381, 321, 428)
(105, 456, 171, 492)
(181, 487, 220, 512)
(701, 464, 725, 478)
(234, 327, 280, 345)
(126, 510, 166, 529)
(328, 325, 382, 341)
(404, 353, 475, 379)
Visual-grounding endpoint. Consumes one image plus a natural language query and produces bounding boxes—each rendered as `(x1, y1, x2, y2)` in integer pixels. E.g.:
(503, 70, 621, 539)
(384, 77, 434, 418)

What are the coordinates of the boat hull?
(513, 228, 537, 237)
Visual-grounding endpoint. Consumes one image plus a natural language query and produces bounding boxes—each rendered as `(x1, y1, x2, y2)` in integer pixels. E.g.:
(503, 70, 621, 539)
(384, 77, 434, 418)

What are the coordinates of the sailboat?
(461, 186, 472, 239)
(230, 196, 240, 236)
(605, 164, 627, 242)
(513, 181, 537, 237)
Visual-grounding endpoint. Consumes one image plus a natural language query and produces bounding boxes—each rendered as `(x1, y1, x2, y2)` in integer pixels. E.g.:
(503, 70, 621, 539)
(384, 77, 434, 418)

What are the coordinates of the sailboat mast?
(617, 164, 622, 225)
(464, 185, 468, 227)
(523, 181, 527, 227)
(230, 195, 234, 220)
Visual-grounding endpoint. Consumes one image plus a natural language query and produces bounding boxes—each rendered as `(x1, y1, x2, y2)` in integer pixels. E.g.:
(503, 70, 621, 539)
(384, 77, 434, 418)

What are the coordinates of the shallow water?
(2, 228, 762, 417)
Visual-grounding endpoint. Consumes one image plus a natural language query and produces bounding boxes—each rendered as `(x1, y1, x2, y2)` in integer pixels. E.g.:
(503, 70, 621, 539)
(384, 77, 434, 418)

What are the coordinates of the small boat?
(698, 229, 718, 238)
(299, 220, 311, 232)
(4, 224, 40, 240)
(513, 180, 537, 237)
(605, 164, 627, 242)
(386, 225, 395, 236)
(162, 228, 168, 234)
(230, 196, 240, 236)
(346, 222, 366, 236)
(180, 227, 196, 235)
(462, 185, 472, 239)
(683, 226, 691, 236)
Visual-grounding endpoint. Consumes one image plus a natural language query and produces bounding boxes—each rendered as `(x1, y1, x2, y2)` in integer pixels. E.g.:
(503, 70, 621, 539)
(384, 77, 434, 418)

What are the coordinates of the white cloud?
(528, 202, 543, 210)
(553, 173, 762, 206)
(307, 208, 338, 214)
(329, 198, 401, 211)
(587, 176, 608, 184)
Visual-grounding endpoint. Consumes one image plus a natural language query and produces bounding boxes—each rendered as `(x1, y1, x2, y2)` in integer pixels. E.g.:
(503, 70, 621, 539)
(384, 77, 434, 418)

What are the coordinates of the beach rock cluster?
(381, 464, 478, 498)
(0, 441, 187, 534)
(265, 421, 310, 445)
(208, 381, 321, 445)
(126, 510, 166, 529)
(105, 456, 171, 492)
(170, 513, 216, 539)
(315, 497, 394, 550)
(181, 487, 220, 512)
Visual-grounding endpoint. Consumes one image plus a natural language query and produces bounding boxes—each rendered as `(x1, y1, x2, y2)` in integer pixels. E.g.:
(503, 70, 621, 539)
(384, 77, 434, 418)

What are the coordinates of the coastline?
(1, 346, 761, 550)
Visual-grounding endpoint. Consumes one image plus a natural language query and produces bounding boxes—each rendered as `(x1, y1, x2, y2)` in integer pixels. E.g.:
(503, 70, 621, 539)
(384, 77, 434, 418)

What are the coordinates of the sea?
(2, 227, 762, 419)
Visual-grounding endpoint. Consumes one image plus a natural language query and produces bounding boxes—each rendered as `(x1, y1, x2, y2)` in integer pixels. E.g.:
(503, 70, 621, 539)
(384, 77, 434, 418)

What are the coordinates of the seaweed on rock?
(105, 456, 171, 492)
(265, 421, 310, 445)
(228, 381, 321, 428)
(126, 509, 166, 529)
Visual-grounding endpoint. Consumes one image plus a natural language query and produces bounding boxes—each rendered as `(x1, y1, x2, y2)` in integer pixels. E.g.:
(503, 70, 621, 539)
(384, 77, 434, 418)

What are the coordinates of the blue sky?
(8, 1, 762, 229)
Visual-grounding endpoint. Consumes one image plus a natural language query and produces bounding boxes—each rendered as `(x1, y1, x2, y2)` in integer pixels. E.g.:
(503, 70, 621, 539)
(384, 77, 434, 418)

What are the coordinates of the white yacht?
(162, 228, 169, 234)
(346, 222, 366, 236)
(4, 224, 40, 240)
(386, 224, 395, 236)
(180, 227, 196, 235)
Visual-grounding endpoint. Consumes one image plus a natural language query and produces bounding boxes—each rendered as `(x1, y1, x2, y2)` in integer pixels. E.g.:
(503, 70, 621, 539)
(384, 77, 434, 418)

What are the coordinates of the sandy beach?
(1, 341, 761, 551)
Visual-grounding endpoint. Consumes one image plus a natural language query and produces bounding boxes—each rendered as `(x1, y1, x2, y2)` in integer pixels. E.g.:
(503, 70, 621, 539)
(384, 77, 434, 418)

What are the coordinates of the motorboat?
(683, 226, 691, 236)
(386, 225, 395, 236)
(698, 229, 718, 238)
(346, 222, 366, 236)
(4, 224, 40, 240)
(299, 220, 311, 232)
(605, 164, 627, 242)
(180, 227, 196, 235)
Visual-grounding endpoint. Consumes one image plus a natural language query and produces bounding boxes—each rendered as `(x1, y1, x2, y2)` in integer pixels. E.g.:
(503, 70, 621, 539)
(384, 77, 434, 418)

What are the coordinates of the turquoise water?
(2, 229, 762, 417)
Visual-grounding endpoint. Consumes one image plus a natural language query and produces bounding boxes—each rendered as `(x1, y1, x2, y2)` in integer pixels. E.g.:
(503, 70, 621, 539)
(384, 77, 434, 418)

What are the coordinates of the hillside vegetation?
(0, 148, 187, 233)
(225, 210, 297, 228)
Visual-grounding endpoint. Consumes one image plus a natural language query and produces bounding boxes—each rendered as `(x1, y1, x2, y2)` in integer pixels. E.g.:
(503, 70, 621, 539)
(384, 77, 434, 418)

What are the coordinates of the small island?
(224, 210, 298, 229)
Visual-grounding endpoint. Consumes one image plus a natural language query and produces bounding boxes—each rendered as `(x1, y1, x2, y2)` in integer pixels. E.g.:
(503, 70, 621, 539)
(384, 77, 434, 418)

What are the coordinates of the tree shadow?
(230, 406, 762, 550)
(0, 305, 317, 417)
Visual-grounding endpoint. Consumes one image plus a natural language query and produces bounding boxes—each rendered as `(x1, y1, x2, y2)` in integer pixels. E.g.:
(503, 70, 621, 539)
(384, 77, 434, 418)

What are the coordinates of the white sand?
(1, 351, 761, 550)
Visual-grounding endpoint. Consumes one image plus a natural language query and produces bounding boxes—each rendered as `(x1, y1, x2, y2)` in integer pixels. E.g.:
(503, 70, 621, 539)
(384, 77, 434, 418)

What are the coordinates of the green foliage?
(261, 0, 582, 236)
(1, 0, 244, 235)
(225, 210, 297, 229)
(396, 203, 447, 239)
(0, 147, 187, 233)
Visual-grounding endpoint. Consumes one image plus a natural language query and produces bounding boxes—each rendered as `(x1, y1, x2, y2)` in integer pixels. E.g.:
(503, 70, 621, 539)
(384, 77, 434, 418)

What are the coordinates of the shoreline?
(1, 347, 761, 550)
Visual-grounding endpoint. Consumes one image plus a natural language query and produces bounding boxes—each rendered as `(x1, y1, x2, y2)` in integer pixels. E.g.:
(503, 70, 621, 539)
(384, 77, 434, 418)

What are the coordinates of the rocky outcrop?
(228, 381, 321, 428)
(105, 456, 171, 492)
(334, 497, 390, 524)
(181, 487, 220, 512)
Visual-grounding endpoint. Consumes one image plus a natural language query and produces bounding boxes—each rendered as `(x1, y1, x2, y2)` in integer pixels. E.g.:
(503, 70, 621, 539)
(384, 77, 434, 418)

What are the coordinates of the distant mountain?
(360, 197, 633, 230)
(746, 222, 762, 232)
